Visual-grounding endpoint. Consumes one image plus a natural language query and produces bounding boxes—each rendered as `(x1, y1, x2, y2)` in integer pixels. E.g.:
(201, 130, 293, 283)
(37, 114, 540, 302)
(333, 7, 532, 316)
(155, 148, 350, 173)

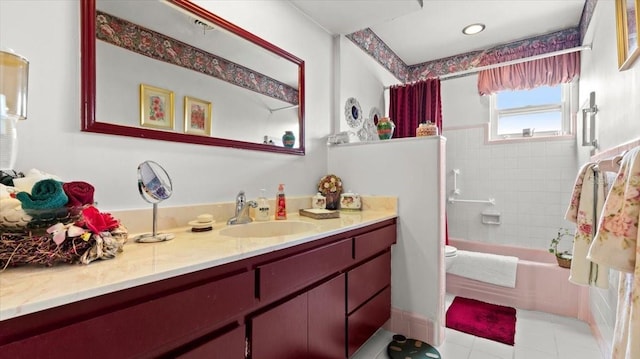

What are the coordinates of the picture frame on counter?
(183, 96, 212, 136)
(139, 84, 174, 130)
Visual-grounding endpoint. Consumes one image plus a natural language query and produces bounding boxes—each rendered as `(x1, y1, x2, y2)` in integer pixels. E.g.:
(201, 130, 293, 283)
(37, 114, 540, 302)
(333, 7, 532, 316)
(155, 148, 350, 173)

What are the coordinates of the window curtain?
(389, 78, 442, 138)
(477, 52, 580, 95)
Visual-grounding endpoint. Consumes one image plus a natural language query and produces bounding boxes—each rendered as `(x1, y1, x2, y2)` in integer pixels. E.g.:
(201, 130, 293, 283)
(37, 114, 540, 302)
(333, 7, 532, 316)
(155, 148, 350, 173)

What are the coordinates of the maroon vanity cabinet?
(251, 274, 346, 359)
(0, 218, 396, 358)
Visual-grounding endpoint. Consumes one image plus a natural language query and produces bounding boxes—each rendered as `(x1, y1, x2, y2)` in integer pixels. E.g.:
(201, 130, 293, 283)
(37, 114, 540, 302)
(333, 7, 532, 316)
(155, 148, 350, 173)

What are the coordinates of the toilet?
(445, 245, 458, 271)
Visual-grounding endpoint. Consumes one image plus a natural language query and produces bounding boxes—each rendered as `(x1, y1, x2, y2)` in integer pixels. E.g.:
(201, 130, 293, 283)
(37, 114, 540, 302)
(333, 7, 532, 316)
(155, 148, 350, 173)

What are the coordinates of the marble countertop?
(0, 209, 397, 322)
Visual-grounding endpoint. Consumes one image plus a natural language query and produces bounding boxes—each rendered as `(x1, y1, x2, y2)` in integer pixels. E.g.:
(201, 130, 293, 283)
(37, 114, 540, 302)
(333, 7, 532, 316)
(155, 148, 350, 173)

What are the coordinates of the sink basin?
(219, 221, 317, 238)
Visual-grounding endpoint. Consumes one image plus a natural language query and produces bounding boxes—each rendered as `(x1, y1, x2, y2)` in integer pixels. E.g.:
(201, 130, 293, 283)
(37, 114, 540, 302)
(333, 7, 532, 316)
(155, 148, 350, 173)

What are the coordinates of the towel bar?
(448, 197, 495, 205)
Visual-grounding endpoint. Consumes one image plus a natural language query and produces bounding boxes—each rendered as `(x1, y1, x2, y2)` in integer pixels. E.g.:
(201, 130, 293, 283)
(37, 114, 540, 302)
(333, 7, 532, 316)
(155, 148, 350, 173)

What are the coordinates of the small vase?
(377, 117, 395, 140)
(282, 131, 295, 148)
(325, 191, 341, 210)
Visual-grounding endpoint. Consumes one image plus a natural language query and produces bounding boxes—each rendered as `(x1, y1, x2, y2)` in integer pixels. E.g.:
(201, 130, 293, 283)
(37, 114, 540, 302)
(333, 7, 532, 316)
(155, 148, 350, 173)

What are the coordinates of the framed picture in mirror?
(616, 0, 640, 70)
(140, 84, 174, 130)
(184, 96, 212, 136)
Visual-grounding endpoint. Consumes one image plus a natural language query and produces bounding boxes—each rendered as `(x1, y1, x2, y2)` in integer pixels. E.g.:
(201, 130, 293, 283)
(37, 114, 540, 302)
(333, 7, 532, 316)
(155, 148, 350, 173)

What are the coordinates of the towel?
(447, 249, 518, 288)
(564, 162, 609, 288)
(11, 168, 61, 194)
(587, 147, 640, 273)
(63, 181, 95, 207)
(587, 147, 640, 359)
(16, 179, 68, 211)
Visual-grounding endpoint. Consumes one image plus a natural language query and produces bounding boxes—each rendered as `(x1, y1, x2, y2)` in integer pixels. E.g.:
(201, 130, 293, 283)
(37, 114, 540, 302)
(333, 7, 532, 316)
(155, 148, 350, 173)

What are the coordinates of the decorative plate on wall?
(369, 107, 382, 125)
(344, 97, 363, 129)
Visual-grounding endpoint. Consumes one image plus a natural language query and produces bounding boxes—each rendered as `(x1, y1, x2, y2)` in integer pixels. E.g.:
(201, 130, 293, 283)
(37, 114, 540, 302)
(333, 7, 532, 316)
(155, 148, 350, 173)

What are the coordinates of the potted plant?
(549, 228, 573, 268)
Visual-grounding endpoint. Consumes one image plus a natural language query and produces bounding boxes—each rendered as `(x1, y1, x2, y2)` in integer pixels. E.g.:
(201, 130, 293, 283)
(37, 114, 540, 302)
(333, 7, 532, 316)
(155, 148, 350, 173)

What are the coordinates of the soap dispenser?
(275, 184, 287, 220)
(256, 189, 270, 221)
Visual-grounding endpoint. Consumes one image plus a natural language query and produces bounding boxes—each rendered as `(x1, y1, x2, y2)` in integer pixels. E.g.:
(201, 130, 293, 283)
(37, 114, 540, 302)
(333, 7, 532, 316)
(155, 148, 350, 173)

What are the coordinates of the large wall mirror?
(81, 0, 305, 155)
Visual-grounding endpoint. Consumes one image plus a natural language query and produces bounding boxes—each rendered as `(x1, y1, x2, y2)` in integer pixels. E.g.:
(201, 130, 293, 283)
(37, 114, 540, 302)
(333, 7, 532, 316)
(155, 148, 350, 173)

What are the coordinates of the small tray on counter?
(299, 208, 340, 220)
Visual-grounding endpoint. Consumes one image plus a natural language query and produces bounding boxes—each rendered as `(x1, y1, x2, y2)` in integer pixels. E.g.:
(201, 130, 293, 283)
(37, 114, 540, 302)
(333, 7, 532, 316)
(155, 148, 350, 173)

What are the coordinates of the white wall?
(329, 137, 446, 343)
(578, 1, 640, 163)
(578, 1, 640, 356)
(336, 35, 400, 136)
(0, 0, 333, 211)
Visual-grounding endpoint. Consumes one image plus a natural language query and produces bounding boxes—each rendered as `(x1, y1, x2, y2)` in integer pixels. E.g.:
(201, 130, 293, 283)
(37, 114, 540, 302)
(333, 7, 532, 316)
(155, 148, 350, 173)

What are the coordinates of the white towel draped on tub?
(587, 147, 640, 359)
(564, 162, 609, 289)
(447, 250, 518, 288)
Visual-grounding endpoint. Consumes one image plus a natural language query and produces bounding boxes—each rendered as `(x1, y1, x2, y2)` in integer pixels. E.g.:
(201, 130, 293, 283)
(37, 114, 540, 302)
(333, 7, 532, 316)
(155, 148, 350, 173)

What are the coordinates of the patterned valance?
(96, 11, 298, 105)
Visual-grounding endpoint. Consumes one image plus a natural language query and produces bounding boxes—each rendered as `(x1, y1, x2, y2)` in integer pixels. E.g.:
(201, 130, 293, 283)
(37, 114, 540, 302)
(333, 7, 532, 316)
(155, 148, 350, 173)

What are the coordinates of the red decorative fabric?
(477, 52, 580, 95)
(389, 79, 442, 138)
(446, 296, 517, 345)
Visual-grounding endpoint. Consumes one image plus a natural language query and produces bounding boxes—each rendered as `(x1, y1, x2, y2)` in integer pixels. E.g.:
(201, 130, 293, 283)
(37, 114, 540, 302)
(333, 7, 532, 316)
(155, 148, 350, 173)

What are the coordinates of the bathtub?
(446, 238, 590, 321)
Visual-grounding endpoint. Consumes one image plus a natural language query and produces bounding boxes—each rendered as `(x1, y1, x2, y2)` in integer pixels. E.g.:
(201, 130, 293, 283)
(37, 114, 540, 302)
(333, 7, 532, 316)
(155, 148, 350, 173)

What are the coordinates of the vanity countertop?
(0, 209, 397, 322)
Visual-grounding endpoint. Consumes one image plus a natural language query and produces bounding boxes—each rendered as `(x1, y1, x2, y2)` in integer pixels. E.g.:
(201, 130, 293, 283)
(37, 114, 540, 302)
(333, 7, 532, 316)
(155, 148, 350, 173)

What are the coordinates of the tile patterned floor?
(351, 294, 603, 359)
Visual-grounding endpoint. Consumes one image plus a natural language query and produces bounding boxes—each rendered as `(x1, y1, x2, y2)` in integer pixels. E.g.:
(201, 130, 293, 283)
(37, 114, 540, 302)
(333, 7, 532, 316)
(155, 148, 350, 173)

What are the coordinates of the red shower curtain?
(389, 78, 442, 138)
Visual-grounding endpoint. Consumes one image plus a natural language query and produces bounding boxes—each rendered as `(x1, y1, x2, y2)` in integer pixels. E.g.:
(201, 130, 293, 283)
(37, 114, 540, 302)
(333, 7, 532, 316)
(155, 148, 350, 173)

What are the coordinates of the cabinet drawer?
(258, 238, 352, 301)
(347, 251, 391, 314)
(0, 270, 255, 358)
(347, 286, 391, 357)
(176, 325, 245, 359)
(354, 224, 396, 261)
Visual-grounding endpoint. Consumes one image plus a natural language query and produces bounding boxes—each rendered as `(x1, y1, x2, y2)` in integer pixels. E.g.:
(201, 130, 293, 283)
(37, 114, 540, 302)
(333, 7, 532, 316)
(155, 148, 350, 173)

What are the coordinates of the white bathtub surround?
(446, 250, 518, 288)
(587, 147, 640, 359)
(564, 162, 609, 289)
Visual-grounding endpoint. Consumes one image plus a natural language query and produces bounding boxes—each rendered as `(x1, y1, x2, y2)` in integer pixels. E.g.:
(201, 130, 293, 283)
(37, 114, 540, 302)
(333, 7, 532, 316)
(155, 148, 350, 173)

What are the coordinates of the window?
(489, 82, 574, 140)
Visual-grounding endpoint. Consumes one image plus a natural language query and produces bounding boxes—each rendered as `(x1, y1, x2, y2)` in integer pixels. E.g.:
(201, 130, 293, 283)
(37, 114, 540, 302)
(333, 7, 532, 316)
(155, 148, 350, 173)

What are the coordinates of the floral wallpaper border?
(346, 28, 410, 82)
(346, 0, 596, 83)
(96, 11, 299, 105)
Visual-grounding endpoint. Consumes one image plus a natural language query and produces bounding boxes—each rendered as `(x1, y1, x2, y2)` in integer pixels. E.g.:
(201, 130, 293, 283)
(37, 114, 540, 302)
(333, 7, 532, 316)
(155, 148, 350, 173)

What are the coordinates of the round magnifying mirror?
(134, 160, 175, 243)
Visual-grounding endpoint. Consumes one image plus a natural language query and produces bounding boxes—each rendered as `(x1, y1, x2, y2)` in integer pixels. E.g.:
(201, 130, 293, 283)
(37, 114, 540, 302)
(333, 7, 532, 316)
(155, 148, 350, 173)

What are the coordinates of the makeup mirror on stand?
(134, 160, 175, 243)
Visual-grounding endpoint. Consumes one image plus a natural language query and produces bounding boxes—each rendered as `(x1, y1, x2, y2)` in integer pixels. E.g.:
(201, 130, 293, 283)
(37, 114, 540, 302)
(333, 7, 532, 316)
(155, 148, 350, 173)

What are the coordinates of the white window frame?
(488, 81, 576, 142)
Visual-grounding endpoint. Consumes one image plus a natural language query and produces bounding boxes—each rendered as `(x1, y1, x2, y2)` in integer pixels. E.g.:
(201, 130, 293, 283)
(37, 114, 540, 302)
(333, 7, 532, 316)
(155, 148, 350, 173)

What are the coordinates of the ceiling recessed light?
(462, 23, 485, 35)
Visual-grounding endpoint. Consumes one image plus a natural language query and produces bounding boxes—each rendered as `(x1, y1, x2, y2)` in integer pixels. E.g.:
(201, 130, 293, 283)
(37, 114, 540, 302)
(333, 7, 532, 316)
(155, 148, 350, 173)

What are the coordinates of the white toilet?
(445, 245, 458, 271)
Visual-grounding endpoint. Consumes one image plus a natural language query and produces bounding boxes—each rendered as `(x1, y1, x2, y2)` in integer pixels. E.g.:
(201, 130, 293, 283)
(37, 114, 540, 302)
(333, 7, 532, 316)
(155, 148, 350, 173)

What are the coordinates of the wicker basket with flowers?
(549, 228, 573, 268)
(0, 178, 127, 269)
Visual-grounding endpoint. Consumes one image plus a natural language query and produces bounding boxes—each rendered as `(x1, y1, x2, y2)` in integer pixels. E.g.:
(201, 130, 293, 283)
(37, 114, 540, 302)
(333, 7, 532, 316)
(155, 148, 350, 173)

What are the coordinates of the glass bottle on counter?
(256, 189, 270, 221)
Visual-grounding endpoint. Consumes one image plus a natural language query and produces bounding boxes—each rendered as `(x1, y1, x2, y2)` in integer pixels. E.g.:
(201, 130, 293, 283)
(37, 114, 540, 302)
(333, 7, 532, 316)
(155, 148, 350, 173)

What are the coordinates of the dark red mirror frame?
(80, 0, 305, 155)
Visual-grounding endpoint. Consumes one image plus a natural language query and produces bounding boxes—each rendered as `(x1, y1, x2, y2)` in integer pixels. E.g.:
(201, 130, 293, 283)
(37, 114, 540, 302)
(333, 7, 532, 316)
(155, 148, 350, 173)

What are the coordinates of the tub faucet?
(227, 190, 257, 225)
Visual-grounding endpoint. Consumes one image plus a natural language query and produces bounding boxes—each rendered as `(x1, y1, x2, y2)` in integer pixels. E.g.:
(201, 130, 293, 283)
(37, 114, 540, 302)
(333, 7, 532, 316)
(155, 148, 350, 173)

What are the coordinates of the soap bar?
(299, 208, 340, 219)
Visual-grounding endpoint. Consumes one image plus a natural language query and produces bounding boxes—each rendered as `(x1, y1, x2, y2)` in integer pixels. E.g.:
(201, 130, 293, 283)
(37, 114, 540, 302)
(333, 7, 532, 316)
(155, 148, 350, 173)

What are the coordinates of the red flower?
(78, 206, 120, 234)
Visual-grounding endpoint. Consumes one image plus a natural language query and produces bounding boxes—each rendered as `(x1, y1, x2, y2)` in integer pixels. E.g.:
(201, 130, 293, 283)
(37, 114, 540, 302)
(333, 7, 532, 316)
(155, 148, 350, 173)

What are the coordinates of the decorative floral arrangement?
(317, 174, 343, 196)
(0, 176, 128, 269)
(0, 205, 128, 269)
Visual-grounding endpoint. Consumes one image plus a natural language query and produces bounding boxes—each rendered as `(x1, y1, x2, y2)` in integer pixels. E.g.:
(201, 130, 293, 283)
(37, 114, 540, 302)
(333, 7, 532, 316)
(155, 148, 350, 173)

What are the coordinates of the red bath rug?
(446, 296, 516, 345)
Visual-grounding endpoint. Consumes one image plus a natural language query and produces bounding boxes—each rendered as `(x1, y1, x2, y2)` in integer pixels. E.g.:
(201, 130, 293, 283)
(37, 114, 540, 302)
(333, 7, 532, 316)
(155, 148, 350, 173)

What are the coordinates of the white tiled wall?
(444, 126, 578, 250)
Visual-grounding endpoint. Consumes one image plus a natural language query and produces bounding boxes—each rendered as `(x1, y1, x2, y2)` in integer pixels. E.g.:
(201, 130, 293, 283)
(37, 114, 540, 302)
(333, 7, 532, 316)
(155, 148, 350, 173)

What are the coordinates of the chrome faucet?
(227, 190, 257, 225)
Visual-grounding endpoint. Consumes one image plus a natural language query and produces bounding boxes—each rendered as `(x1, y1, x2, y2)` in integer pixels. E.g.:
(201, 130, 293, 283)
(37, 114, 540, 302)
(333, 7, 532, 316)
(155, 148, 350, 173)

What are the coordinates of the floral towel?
(565, 163, 609, 288)
(587, 147, 640, 359)
(588, 148, 640, 273)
